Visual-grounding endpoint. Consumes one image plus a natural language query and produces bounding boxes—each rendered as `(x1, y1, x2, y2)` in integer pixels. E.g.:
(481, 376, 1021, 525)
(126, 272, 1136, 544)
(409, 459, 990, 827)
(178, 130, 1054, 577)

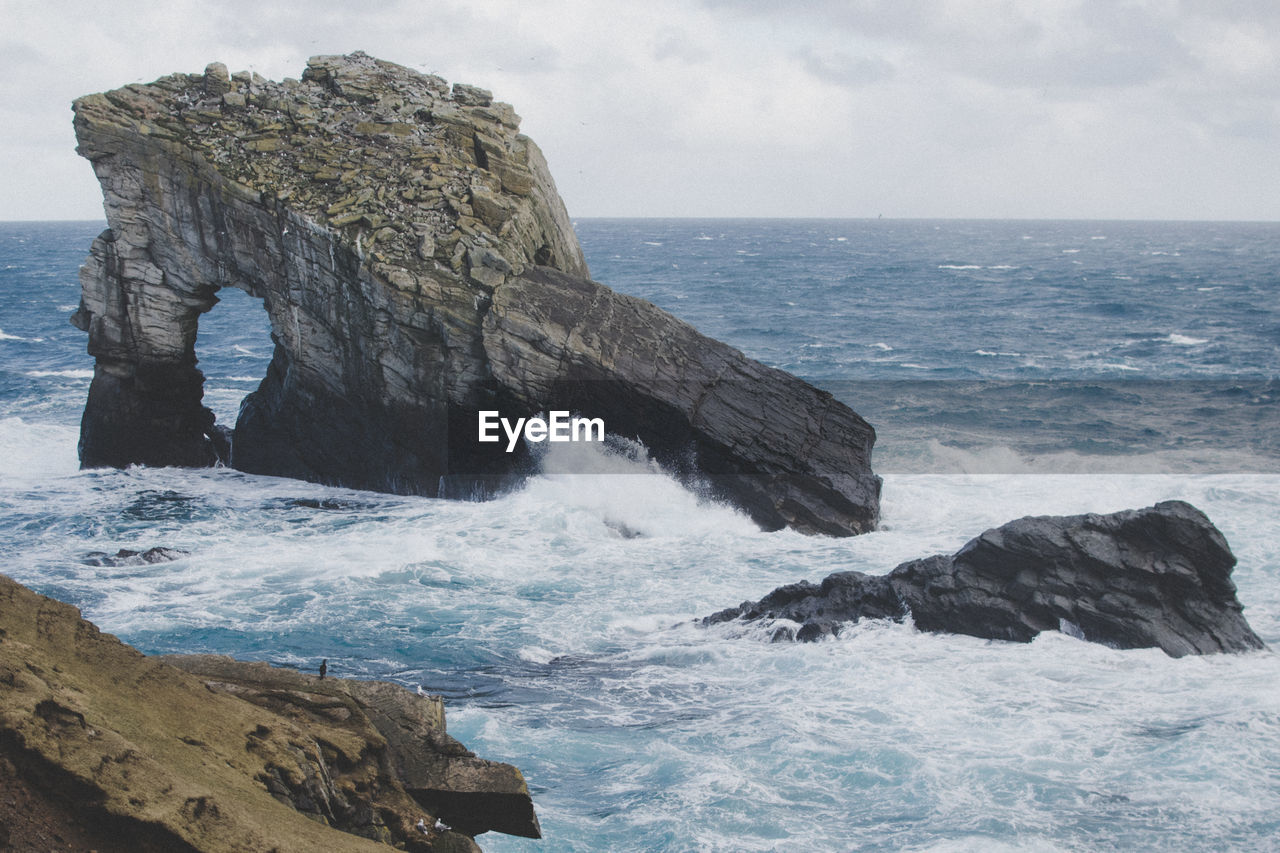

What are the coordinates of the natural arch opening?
(193, 284, 274, 460)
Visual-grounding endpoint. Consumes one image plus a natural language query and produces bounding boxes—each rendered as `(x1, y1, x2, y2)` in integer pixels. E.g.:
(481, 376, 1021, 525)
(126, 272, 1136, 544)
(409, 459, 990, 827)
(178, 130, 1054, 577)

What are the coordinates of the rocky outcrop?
(0, 573, 536, 852)
(81, 546, 189, 566)
(157, 656, 540, 841)
(71, 52, 879, 535)
(705, 501, 1266, 656)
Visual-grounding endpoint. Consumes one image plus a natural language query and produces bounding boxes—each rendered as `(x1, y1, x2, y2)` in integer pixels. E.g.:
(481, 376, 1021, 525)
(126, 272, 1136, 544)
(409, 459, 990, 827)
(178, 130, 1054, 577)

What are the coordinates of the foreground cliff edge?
(706, 501, 1266, 656)
(71, 52, 880, 536)
(0, 574, 536, 852)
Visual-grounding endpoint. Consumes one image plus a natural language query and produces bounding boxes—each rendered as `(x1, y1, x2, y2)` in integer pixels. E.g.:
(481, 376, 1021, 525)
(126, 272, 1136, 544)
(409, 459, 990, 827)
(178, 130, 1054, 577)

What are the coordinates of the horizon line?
(3, 215, 1279, 225)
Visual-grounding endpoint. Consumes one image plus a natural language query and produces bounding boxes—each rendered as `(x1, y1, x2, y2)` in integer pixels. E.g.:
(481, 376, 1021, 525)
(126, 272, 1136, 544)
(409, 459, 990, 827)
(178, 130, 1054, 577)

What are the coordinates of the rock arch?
(71, 54, 881, 534)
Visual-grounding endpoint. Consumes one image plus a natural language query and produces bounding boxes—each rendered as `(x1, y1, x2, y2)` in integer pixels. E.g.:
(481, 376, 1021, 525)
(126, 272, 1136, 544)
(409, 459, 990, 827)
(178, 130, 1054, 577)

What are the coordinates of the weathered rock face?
(0, 573, 535, 852)
(705, 501, 1266, 656)
(157, 656, 541, 841)
(81, 546, 189, 566)
(71, 52, 879, 535)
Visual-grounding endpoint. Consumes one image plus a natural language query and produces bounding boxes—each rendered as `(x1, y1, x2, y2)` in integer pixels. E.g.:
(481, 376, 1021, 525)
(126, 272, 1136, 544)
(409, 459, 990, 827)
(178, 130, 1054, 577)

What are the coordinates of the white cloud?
(0, 0, 1276, 219)
(795, 47, 895, 88)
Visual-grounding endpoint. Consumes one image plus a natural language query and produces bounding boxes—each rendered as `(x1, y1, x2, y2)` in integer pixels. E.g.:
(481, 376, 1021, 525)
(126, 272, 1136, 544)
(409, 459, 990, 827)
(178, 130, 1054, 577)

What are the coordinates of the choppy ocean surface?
(2, 219, 1279, 851)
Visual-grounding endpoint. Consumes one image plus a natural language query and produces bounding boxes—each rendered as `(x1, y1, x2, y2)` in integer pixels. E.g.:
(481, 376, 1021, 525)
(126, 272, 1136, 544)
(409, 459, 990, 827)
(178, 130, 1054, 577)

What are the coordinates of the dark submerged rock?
(71, 52, 879, 535)
(81, 546, 190, 566)
(705, 501, 1266, 657)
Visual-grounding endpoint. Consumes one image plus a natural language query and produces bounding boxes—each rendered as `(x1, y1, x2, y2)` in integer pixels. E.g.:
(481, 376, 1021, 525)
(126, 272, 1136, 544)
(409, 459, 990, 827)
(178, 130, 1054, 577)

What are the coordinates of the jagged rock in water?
(71, 52, 879, 535)
(0, 573, 535, 852)
(704, 501, 1266, 656)
(81, 546, 189, 566)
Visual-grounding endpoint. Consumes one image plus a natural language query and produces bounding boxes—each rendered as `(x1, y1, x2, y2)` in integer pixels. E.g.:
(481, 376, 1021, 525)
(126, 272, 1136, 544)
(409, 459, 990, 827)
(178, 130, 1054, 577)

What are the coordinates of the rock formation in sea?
(705, 501, 1266, 656)
(70, 52, 880, 535)
(0, 573, 537, 852)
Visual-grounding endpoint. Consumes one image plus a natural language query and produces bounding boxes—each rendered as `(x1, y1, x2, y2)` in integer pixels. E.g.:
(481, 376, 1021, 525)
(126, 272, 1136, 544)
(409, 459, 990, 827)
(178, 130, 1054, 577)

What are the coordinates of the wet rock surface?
(81, 546, 189, 566)
(0, 573, 532, 852)
(71, 52, 879, 535)
(706, 501, 1266, 656)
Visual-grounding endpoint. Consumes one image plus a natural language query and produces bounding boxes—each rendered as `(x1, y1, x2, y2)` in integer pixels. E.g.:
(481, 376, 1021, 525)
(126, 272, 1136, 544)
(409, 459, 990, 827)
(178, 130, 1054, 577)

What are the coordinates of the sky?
(1, 0, 1277, 221)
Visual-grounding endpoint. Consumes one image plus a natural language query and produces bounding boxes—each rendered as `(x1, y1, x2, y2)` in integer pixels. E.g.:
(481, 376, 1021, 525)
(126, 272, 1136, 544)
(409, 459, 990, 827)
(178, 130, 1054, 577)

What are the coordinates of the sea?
(2, 218, 1279, 851)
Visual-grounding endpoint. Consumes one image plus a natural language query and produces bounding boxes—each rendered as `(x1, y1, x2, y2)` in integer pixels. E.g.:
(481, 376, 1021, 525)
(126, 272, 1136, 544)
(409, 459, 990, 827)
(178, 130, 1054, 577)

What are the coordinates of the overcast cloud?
(0, 0, 1276, 220)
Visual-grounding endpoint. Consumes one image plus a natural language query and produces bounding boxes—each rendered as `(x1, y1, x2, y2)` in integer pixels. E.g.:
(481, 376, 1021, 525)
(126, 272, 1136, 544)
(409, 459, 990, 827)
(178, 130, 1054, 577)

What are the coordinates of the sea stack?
(70, 52, 880, 535)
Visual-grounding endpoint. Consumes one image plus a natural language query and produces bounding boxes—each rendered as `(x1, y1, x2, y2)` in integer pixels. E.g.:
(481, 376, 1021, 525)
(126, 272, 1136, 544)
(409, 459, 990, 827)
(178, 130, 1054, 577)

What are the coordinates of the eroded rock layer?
(0, 573, 535, 852)
(72, 53, 879, 535)
(705, 501, 1266, 656)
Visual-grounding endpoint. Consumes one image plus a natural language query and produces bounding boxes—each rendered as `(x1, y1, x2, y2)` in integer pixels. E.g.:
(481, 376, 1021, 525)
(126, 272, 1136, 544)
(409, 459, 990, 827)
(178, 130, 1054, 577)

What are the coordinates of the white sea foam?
(517, 438, 758, 542)
(974, 349, 1022, 357)
(1165, 333, 1209, 346)
(938, 264, 982, 270)
(26, 369, 94, 379)
(4, 433, 1277, 852)
(0, 417, 79, 478)
(517, 646, 556, 664)
(0, 328, 44, 342)
(870, 342, 893, 351)
(448, 464, 1280, 848)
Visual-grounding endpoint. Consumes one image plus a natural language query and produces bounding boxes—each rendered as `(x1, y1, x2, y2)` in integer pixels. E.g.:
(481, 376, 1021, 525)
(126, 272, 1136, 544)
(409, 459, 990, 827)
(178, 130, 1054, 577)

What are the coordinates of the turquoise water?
(2, 220, 1279, 850)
